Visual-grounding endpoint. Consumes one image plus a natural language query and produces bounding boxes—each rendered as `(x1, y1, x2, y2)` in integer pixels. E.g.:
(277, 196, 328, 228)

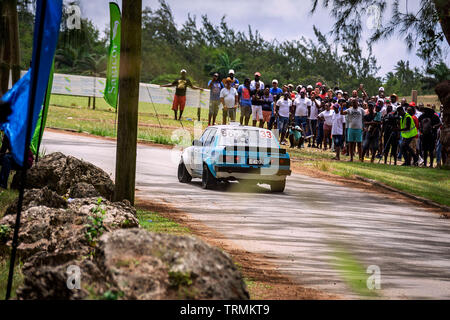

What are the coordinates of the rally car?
(177, 124, 291, 192)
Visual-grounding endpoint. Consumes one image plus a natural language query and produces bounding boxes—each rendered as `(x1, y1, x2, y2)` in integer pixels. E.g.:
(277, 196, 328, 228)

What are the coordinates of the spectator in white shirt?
(276, 92, 292, 145)
(250, 72, 265, 90)
(307, 91, 321, 148)
(220, 77, 239, 124)
(318, 102, 335, 150)
(331, 104, 345, 160)
(294, 89, 311, 134)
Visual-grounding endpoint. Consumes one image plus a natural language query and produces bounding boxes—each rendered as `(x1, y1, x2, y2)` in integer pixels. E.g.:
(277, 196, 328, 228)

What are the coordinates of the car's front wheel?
(178, 160, 192, 183)
(202, 163, 217, 189)
(270, 179, 286, 192)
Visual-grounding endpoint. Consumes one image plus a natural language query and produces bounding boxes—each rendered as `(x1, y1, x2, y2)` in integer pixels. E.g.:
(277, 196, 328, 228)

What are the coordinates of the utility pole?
(6, 0, 20, 84)
(114, 0, 142, 205)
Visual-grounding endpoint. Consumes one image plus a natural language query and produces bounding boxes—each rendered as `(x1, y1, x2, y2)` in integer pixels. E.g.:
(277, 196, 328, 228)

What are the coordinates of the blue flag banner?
(0, 0, 62, 167)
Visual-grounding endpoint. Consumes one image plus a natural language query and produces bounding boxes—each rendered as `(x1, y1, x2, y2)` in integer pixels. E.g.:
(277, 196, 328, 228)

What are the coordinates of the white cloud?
(77, 0, 449, 77)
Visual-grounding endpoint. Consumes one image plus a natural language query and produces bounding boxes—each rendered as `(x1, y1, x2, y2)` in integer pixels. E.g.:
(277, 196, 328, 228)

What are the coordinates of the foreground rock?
(17, 229, 249, 300)
(0, 197, 139, 260)
(5, 187, 67, 216)
(11, 152, 114, 200)
(2, 152, 248, 300)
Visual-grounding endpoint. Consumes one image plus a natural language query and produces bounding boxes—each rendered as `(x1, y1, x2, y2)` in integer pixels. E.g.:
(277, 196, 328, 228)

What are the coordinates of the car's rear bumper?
(214, 165, 291, 181)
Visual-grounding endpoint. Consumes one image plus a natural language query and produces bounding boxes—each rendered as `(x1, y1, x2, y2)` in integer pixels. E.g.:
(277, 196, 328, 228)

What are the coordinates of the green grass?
(0, 189, 18, 218)
(0, 258, 24, 299)
(46, 94, 215, 145)
(289, 145, 449, 207)
(137, 209, 191, 235)
(316, 160, 449, 206)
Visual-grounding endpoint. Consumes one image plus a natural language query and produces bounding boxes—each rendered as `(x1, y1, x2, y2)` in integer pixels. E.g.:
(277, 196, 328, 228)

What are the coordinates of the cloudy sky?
(74, 0, 449, 78)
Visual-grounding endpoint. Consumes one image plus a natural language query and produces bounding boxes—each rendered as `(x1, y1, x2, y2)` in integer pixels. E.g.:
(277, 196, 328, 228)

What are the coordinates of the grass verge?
(290, 147, 449, 207)
(137, 209, 191, 235)
(0, 188, 22, 299)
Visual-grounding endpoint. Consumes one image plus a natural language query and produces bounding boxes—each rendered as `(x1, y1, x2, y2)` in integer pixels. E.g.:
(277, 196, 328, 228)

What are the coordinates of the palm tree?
(205, 52, 243, 79)
(422, 62, 450, 90)
(75, 53, 107, 109)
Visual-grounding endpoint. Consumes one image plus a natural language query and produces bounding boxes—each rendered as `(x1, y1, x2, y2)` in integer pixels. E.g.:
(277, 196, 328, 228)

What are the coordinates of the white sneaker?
(418, 156, 424, 166)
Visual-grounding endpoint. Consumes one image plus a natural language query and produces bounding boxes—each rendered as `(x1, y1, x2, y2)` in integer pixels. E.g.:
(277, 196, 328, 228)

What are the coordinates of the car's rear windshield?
(217, 128, 278, 148)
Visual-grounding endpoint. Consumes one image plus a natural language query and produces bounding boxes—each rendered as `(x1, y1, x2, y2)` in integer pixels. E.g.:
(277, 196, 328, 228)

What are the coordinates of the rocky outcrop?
(2, 153, 248, 300)
(16, 229, 249, 300)
(11, 152, 114, 200)
(5, 187, 67, 216)
(0, 197, 139, 260)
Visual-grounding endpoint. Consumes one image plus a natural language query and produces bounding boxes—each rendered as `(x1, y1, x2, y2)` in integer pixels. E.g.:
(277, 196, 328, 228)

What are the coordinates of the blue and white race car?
(177, 124, 291, 192)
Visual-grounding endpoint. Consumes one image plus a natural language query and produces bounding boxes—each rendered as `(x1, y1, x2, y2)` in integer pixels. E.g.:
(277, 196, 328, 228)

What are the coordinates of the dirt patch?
(135, 197, 337, 300)
(291, 160, 448, 218)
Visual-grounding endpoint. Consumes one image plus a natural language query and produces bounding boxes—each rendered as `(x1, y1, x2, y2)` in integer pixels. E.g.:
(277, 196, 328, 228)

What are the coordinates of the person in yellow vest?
(397, 106, 418, 166)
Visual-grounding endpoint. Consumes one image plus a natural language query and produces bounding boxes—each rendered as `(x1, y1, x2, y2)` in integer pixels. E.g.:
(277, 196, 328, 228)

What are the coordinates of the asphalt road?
(42, 130, 450, 299)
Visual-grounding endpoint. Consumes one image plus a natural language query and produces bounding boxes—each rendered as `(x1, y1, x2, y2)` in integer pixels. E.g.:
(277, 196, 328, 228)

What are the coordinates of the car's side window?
(199, 129, 211, 144)
(204, 129, 217, 147)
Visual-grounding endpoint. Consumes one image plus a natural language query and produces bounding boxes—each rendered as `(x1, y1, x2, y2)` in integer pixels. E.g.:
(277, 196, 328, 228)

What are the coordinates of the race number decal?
(260, 130, 272, 139)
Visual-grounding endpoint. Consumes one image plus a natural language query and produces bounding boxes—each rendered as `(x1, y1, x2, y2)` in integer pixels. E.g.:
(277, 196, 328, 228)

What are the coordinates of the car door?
(202, 128, 217, 166)
(193, 128, 212, 174)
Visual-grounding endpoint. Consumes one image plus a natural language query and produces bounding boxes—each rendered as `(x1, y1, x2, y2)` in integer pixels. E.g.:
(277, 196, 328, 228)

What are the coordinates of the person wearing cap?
(390, 94, 399, 111)
(207, 73, 224, 126)
(307, 91, 321, 148)
(293, 88, 311, 138)
(306, 85, 313, 98)
(397, 106, 419, 166)
(276, 91, 293, 145)
(161, 69, 203, 120)
(250, 81, 264, 127)
(408, 105, 422, 164)
(268, 80, 283, 130)
(377, 87, 385, 100)
(228, 69, 239, 88)
(238, 78, 253, 125)
(220, 77, 239, 124)
(250, 72, 264, 91)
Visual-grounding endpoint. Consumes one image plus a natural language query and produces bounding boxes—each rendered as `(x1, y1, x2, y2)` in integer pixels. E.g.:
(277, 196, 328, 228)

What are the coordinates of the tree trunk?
(433, 0, 450, 47)
(6, 0, 20, 85)
(433, 1, 450, 167)
(435, 81, 450, 168)
(114, 0, 142, 204)
(0, 8, 11, 96)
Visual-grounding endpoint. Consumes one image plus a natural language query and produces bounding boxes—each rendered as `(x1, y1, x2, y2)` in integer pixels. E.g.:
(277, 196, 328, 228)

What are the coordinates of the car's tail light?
(226, 155, 240, 163)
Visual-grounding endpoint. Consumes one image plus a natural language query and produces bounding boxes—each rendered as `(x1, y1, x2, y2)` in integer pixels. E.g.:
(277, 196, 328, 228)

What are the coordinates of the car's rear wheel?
(178, 160, 192, 183)
(270, 179, 286, 192)
(202, 163, 217, 189)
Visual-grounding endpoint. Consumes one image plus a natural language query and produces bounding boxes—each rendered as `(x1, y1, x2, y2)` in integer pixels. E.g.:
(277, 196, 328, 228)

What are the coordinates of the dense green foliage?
(16, 0, 448, 96)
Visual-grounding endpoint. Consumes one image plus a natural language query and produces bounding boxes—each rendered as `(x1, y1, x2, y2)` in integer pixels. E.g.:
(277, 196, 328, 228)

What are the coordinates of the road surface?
(42, 131, 450, 299)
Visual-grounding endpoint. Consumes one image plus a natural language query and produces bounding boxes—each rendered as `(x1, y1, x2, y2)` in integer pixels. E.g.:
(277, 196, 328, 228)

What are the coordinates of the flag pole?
(5, 0, 47, 300)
